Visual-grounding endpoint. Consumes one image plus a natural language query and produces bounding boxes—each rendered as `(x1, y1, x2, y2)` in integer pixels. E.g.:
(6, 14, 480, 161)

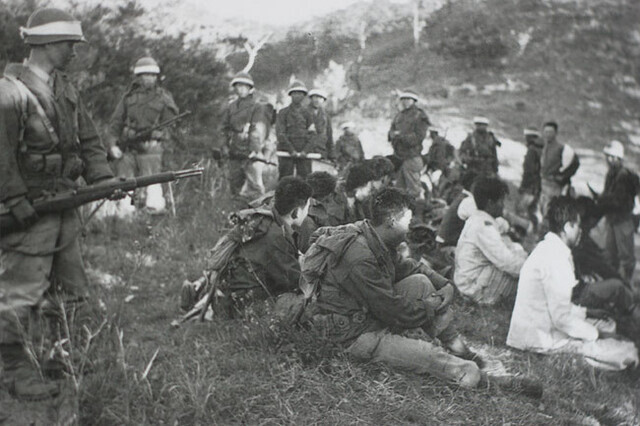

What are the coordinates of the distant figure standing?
(276, 80, 315, 178)
(458, 116, 501, 177)
(519, 127, 544, 226)
(538, 121, 579, 215)
(388, 89, 430, 199)
(335, 122, 364, 170)
(109, 56, 179, 214)
(424, 127, 455, 175)
(307, 88, 334, 160)
(597, 140, 639, 284)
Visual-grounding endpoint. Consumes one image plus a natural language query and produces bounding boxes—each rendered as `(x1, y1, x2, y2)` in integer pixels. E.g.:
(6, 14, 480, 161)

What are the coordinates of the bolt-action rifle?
(119, 110, 192, 150)
(0, 168, 203, 235)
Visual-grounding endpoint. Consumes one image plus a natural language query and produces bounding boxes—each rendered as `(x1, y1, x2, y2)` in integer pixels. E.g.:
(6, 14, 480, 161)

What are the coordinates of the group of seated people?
(181, 156, 640, 391)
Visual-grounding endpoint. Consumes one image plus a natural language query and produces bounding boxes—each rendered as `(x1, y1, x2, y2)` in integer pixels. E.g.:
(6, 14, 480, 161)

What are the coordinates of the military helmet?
(308, 88, 328, 100)
(134, 57, 160, 75)
(287, 80, 308, 95)
(398, 89, 419, 102)
(230, 71, 254, 88)
(20, 8, 86, 45)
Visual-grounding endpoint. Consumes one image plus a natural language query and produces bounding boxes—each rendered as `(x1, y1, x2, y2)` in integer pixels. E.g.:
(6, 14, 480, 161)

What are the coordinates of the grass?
(56, 165, 639, 425)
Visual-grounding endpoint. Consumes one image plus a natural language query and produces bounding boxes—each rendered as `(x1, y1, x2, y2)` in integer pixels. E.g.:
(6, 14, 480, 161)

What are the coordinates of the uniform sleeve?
(326, 114, 335, 159)
(157, 90, 179, 142)
(394, 254, 449, 290)
(265, 232, 302, 292)
(520, 148, 538, 193)
(598, 171, 637, 214)
(458, 135, 473, 164)
(300, 108, 315, 153)
(276, 109, 294, 152)
(109, 94, 127, 145)
(474, 221, 526, 277)
(297, 216, 319, 254)
(0, 84, 28, 202)
(346, 258, 435, 328)
(387, 115, 397, 142)
(542, 257, 599, 341)
(77, 96, 113, 183)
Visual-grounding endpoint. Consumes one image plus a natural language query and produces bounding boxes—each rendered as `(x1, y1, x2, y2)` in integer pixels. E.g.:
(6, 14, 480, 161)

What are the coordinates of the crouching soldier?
(182, 177, 312, 317)
(301, 188, 484, 387)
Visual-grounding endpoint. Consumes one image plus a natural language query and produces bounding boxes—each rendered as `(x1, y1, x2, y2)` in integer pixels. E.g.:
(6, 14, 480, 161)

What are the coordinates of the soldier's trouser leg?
(228, 158, 247, 195)
(240, 160, 265, 199)
(50, 210, 90, 302)
(295, 158, 312, 178)
(113, 152, 140, 211)
(138, 148, 165, 212)
(604, 218, 636, 284)
(347, 329, 481, 387)
(393, 274, 458, 343)
(396, 156, 424, 199)
(278, 157, 295, 178)
(576, 278, 635, 314)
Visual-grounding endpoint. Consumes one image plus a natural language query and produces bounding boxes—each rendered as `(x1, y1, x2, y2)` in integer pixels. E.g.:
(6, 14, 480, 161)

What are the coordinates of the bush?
(425, 0, 512, 67)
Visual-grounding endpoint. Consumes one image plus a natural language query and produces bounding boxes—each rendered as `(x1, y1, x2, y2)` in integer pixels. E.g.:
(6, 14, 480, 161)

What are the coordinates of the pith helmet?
(473, 116, 490, 125)
(398, 89, 419, 102)
(134, 57, 160, 75)
(20, 8, 86, 45)
(309, 88, 328, 99)
(231, 71, 254, 88)
(603, 140, 624, 159)
(287, 80, 308, 95)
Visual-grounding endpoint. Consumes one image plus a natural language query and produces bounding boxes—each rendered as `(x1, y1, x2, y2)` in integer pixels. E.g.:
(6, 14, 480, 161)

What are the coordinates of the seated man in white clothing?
(507, 197, 638, 371)
(454, 177, 528, 304)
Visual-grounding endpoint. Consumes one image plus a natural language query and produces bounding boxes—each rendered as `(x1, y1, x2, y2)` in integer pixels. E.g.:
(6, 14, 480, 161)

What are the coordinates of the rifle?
(119, 110, 192, 150)
(211, 148, 277, 166)
(1, 168, 203, 235)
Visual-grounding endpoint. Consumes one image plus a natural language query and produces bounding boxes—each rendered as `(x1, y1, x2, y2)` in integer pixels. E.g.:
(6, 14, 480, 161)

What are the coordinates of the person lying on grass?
(301, 188, 485, 388)
(507, 196, 639, 370)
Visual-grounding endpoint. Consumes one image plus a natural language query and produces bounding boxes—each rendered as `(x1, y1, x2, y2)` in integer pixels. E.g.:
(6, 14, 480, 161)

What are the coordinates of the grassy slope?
(70, 1, 640, 424)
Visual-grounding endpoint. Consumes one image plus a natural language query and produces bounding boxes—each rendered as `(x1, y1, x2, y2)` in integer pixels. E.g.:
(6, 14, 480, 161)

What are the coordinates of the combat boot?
(0, 344, 59, 401)
(443, 336, 485, 369)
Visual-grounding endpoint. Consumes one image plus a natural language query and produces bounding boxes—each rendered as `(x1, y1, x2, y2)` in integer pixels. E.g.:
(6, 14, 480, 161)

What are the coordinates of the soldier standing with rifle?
(108, 56, 179, 214)
(458, 116, 501, 177)
(0, 8, 117, 400)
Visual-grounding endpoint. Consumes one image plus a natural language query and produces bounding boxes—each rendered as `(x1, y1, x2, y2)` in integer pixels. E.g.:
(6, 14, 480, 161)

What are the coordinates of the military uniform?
(459, 130, 500, 177)
(539, 140, 579, 214)
(297, 191, 351, 253)
(335, 131, 364, 170)
(303, 221, 481, 387)
(0, 62, 112, 370)
(388, 104, 430, 197)
(110, 80, 178, 210)
(308, 104, 334, 159)
(221, 94, 274, 194)
(276, 102, 315, 178)
(425, 134, 455, 173)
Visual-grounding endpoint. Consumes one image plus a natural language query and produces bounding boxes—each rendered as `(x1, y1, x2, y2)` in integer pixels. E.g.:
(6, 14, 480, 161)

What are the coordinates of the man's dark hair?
(345, 163, 375, 192)
(371, 188, 413, 226)
(306, 172, 336, 200)
(472, 177, 509, 211)
(543, 121, 558, 132)
(546, 196, 579, 234)
(460, 170, 479, 191)
(367, 156, 395, 180)
(274, 176, 313, 216)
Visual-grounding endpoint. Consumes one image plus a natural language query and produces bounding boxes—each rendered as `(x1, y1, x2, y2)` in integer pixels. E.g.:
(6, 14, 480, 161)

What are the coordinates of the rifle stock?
(1, 168, 203, 234)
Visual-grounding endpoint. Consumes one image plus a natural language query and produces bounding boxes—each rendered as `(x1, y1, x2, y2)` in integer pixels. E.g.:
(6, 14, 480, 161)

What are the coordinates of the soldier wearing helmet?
(0, 8, 114, 400)
(108, 56, 179, 214)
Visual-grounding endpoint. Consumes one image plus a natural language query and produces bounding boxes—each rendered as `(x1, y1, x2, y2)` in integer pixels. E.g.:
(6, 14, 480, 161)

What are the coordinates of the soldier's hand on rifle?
(7, 196, 39, 228)
(95, 177, 127, 200)
(110, 145, 123, 160)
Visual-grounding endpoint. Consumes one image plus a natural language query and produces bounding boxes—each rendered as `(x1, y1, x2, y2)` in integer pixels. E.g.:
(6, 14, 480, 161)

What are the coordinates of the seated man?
(508, 197, 638, 370)
(183, 177, 313, 316)
(436, 170, 478, 247)
(303, 188, 483, 388)
(366, 156, 396, 192)
(572, 197, 640, 335)
(298, 172, 350, 253)
(454, 177, 528, 304)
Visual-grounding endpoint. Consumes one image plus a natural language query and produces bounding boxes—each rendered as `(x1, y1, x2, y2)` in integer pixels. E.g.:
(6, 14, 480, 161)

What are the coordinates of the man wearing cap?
(538, 121, 579, 215)
(597, 140, 639, 284)
(276, 80, 315, 178)
(221, 71, 275, 196)
(388, 90, 430, 199)
(307, 88, 334, 161)
(519, 128, 544, 226)
(108, 56, 179, 214)
(0, 7, 115, 400)
(335, 122, 364, 171)
(458, 117, 501, 177)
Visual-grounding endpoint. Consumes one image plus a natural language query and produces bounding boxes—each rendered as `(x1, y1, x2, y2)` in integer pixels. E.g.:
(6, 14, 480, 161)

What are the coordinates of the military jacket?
(599, 167, 639, 223)
(0, 63, 112, 202)
(387, 105, 430, 160)
(335, 132, 364, 167)
(459, 130, 499, 175)
(110, 83, 178, 146)
(221, 94, 273, 157)
(425, 135, 455, 172)
(307, 105, 334, 158)
(276, 103, 314, 153)
(519, 142, 542, 196)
